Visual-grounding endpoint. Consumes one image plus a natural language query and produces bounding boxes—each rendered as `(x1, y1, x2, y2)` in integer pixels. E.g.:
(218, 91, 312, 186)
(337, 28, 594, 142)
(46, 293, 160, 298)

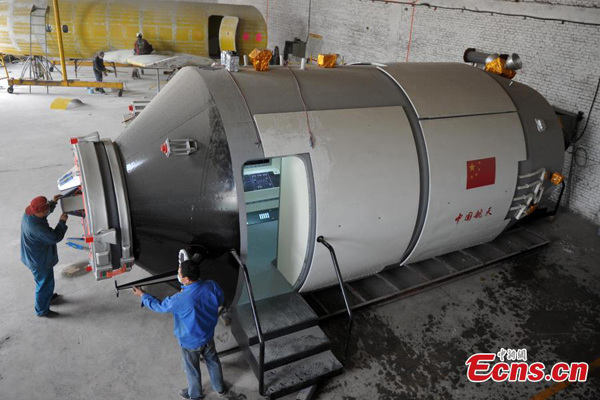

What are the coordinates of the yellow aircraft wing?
(103, 50, 213, 69)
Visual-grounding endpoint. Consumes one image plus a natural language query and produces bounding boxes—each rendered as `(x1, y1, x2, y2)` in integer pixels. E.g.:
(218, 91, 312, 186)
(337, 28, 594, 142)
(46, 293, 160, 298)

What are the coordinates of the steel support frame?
(0, 53, 8, 80)
(6, 1, 124, 95)
(306, 226, 549, 321)
(8, 78, 123, 89)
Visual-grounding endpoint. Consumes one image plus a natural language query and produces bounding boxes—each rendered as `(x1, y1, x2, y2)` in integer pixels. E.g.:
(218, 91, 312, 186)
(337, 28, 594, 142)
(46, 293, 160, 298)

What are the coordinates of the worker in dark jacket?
(134, 32, 153, 55)
(21, 195, 68, 318)
(131, 33, 153, 78)
(92, 51, 110, 93)
(133, 260, 226, 399)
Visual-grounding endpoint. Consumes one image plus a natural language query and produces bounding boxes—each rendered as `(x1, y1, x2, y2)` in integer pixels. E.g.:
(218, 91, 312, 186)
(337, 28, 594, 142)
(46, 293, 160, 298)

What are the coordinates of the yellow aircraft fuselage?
(0, 0, 267, 59)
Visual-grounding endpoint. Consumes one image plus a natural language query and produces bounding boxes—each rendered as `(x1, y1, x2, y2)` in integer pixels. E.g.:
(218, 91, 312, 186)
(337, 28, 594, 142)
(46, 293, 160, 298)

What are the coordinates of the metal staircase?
(229, 249, 346, 399)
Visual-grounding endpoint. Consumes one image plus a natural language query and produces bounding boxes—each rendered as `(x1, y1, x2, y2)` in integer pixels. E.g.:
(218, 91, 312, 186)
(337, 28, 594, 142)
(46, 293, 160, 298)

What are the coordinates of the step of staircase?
(264, 350, 343, 399)
(233, 292, 318, 345)
(247, 326, 331, 373)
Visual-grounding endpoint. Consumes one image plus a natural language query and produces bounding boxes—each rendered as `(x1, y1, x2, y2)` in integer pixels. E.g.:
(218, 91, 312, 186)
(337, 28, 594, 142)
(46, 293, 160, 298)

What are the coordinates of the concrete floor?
(1, 61, 600, 400)
(320, 213, 600, 399)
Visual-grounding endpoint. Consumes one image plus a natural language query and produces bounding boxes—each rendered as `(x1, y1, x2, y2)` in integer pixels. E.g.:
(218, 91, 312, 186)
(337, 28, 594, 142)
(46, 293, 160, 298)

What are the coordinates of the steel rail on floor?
(302, 225, 550, 321)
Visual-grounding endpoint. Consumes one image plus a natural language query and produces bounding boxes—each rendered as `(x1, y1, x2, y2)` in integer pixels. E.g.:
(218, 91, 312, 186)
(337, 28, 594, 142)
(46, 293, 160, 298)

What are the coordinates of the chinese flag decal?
(466, 157, 496, 189)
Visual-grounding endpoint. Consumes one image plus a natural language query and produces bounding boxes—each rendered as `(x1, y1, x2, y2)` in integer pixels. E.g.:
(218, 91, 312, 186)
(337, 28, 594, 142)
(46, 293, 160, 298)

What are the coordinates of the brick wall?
(220, 0, 600, 225)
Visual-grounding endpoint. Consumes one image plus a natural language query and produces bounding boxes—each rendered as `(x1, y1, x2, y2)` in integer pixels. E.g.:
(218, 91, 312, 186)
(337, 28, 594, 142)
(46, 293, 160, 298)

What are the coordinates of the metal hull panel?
(255, 106, 420, 291)
(404, 112, 527, 264)
(380, 63, 516, 119)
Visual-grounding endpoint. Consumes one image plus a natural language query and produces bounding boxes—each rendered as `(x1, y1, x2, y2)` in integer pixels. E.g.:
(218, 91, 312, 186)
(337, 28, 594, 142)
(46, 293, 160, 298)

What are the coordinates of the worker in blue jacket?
(21, 195, 68, 318)
(133, 260, 226, 399)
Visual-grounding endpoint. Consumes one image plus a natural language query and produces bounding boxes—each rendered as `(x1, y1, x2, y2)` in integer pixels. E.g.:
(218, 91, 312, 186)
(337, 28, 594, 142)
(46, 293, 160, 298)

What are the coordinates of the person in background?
(134, 32, 153, 55)
(93, 51, 111, 94)
(132, 260, 227, 399)
(132, 33, 153, 78)
(20, 195, 68, 318)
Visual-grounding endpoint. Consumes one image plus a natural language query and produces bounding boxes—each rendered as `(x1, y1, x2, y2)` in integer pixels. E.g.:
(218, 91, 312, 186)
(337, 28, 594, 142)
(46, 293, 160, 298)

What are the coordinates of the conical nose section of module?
(60, 68, 240, 292)
(115, 67, 240, 280)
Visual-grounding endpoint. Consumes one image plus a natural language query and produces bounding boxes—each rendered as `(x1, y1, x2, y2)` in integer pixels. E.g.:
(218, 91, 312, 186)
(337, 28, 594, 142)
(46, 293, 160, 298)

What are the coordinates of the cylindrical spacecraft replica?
(58, 62, 565, 306)
(0, 0, 266, 59)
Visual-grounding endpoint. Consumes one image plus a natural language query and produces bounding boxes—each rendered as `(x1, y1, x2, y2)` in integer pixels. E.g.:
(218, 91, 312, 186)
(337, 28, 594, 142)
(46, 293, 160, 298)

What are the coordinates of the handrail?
(316, 236, 354, 364)
(230, 249, 265, 395)
(114, 268, 178, 297)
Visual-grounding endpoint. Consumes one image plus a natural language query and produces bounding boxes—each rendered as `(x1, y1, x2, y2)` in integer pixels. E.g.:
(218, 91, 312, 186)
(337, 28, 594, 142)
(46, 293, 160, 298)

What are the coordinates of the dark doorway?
(208, 15, 223, 58)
